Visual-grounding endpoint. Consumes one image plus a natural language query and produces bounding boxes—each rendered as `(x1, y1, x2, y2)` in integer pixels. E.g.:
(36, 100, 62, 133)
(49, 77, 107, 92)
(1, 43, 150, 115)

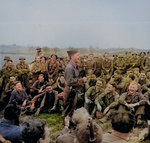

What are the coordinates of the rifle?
(88, 117, 96, 143)
(35, 91, 47, 115)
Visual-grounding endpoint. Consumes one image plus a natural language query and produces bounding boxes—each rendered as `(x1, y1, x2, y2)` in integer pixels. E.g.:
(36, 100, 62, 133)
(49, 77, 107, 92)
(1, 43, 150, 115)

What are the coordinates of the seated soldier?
(121, 73, 141, 94)
(51, 75, 66, 112)
(94, 83, 119, 120)
(31, 86, 58, 114)
(138, 71, 150, 94)
(84, 79, 104, 115)
(102, 111, 135, 143)
(0, 75, 16, 108)
(109, 71, 126, 94)
(85, 69, 97, 90)
(30, 74, 47, 98)
(119, 81, 147, 126)
(8, 81, 30, 112)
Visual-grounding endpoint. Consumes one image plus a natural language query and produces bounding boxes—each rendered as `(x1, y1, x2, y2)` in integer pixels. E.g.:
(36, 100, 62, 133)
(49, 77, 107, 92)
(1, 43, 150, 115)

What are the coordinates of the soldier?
(124, 52, 132, 69)
(113, 54, 126, 74)
(40, 55, 48, 81)
(85, 69, 97, 90)
(95, 53, 103, 77)
(2, 56, 15, 68)
(31, 86, 58, 113)
(83, 55, 88, 71)
(31, 56, 41, 84)
(46, 54, 59, 82)
(101, 53, 113, 82)
(138, 71, 150, 94)
(121, 73, 141, 93)
(113, 54, 118, 64)
(84, 79, 104, 115)
(139, 52, 146, 71)
(30, 74, 47, 98)
(51, 75, 66, 112)
(85, 54, 96, 75)
(0, 76, 16, 108)
(94, 83, 119, 120)
(16, 56, 30, 92)
(102, 111, 135, 143)
(143, 51, 150, 73)
(8, 81, 30, 111)
(129, 53, 143, 71)
(109, 71, 126, 94)
(147, 71, 150, 81)
(36, 46, 42, 57)
(119, 81, 147, 125)
(0, 59, 22, 97)
(63, 49, 87, 117)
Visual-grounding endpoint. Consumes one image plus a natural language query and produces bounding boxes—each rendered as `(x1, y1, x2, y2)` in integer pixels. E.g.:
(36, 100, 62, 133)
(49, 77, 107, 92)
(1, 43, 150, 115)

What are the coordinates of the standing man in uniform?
(63, 49, 87, 117)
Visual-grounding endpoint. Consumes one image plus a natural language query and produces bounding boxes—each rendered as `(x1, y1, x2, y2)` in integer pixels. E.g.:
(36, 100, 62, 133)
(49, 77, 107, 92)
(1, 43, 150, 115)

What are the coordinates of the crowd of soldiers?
(1, 47, 150, 142)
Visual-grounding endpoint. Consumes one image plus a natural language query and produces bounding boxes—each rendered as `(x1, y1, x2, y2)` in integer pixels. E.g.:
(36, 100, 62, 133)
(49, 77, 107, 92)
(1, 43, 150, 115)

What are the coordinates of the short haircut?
(39, 74, 44, 77)
(51, 54, 58, 59)
(111, 111, 135, 133)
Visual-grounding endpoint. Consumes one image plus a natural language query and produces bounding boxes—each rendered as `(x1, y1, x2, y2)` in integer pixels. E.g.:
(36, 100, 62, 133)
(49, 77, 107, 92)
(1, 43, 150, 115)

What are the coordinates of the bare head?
(128, 81, 138, 95)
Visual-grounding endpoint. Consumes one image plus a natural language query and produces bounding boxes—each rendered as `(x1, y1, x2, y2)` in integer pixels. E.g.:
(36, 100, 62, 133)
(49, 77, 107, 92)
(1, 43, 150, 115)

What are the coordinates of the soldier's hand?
(83, 77, 87, 83)
(22, 99, 27, 107)
(32, 96, 37, 102)
(65, 115, 71, 127)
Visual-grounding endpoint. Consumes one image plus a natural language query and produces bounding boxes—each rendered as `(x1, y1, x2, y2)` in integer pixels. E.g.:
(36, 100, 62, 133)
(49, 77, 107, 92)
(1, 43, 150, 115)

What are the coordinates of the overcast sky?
(0, 0, 150, 49)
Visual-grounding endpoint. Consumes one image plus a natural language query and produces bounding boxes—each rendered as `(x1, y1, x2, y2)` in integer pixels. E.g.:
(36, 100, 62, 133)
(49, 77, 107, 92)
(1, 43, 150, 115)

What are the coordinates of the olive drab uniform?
(143, 56, 150, 72)
(0, 80, 16, 107)
(101, 58, 113, 81)
(94, 91, 119, 113)
(84, 86, 104, 114)
(113, 57, 126, 74)
(0, 67, 22, 93)
(16, 62, 30, 90)
(85, 59, 96, 75)
(47, 59, 59, 82)
(31, 62, 41, 84)
(95, 57, 103, 77)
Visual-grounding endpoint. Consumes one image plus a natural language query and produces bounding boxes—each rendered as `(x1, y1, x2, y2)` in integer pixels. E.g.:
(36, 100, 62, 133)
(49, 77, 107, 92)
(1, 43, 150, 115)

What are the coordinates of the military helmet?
(113, 54, 118, 57)
(132, 53, 137, 56)
(4, 56, 11, 60)
(118, 54, 123, 58)
(139, 52, 146, 56)
(19, 56, 26, 60)
(36, 46, 41, 50)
